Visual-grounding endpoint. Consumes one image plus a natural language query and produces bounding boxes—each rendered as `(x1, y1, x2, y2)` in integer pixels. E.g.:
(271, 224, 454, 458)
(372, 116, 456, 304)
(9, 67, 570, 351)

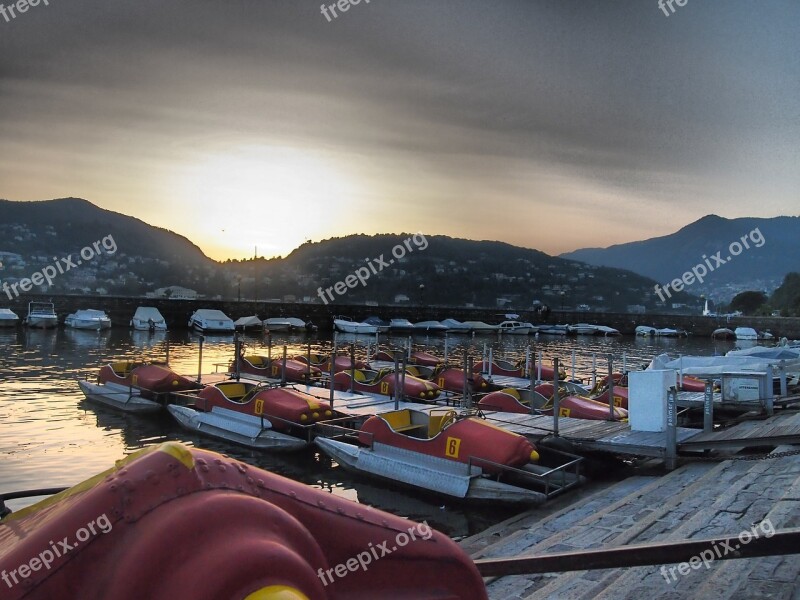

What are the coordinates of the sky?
(0, 0, 797, 261)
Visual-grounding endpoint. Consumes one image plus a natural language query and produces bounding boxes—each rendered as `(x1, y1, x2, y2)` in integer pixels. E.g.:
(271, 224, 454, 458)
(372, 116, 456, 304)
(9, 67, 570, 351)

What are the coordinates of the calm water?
(0, 327, 737, 538)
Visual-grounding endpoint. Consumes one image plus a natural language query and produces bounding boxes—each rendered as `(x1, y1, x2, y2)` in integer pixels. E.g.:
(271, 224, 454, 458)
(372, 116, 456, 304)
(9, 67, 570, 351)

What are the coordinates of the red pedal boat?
(0, 442, 486, 599)
(231, 355, 322, 383)
(473, 359, 563, 381)
(294, 353, 367, 373)
(479, 385, 628, 421)
(97, 361, 200, 398)
(373, 350, 444, 367)
(333, 368, 440, 400)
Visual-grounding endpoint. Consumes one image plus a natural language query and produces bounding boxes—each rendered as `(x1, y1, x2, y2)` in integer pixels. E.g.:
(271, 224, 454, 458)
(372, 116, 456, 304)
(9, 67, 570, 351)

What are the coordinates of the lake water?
(0, 327, 738, 539)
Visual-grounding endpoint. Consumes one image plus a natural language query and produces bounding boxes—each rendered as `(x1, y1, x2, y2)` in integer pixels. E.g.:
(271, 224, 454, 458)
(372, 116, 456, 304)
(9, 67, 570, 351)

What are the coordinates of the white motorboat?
(23, 302, 58, 329)
(233, 315, 263, 331)
(461, 321, 498, 333)
(497, 321, 533, 335)
(0, 308, 19, 327)
(568, 323, 599, 336)
(734, 327, 758, 341)
(363, 316, 390, 332)
(538, 324, 569, 335)
(440, 318, 472, 334)
(188, 309, 235, 333)
(413, 320, 449, 333)
(66, 309, 112, 330)
(389, 318, 415, 331)
(77, 380, 162, 413)
(635, 325, 657, 336)
(712, 328, 735, 340)
(656, 328, 682, 337)
(334, 316, 378, 334)
(130, 306, 167, 331)
(285, 317, 308, 331)
(594, 325, 621, 337)
(264, 317, 292, 331)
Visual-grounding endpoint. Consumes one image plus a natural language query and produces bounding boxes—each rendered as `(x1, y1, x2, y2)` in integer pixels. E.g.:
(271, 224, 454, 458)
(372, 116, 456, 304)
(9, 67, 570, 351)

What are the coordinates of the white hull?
(78, 380, 162, 413)
(132, 319, 168, 331)
(168, 405, 307, 451)
(316, 438, 546, 504)
(25, 316, 58, 329)
(190, 320, 235, 333)
(66, 319, 111, 330)
(334, 320, 378, 334)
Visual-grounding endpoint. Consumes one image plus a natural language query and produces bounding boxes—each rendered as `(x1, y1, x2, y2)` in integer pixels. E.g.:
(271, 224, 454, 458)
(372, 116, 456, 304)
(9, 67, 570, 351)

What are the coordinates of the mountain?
(560, 215, 800, 302)
(0, 198, 697, 311)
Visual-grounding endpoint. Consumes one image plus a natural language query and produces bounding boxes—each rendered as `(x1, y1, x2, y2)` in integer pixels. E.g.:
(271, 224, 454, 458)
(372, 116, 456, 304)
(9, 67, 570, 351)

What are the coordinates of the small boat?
(362, 316, 390, 332)
(373, 349, 444, 367)
(188, 309, 235, 333)
(712, 327, 735, 340)
(65, 309, 112, 330)
(0, 442, 484, 599)
(568, 323, 599, 336)
(389, 317, 415, 331)
(0, 308, 19, 327)
(96, 361, 201, 399)
(233, 315, 263, 331)
(315, 409, 549, 504)
(440, 318, 473, 334)
(263, 317, 292, 331)
(78, 380, 163, 413)
(169, 381, 338, 450)
(594, 325, 621, 337)
(521, 322, 540, 334)
(333, 368, 440, 400)
(733, 327, 758, 340)
(478, 385, 628, 421)
(231, 354, 322, 383)
(23, 301, 58, 328)
(130, 306, 167, 331)
(413, 320, 449, 333)
(461, 321, 498, 333)
(497, 321, 533, 335)
(538, 324, 569, 336)
(635, 325, 657, 336)
(758, 330, 775, 341)
(333, 316, 378, 334)
(428, 366, 490, 394)
(656, 328, 684, 337)
(284, 317, 308, 331)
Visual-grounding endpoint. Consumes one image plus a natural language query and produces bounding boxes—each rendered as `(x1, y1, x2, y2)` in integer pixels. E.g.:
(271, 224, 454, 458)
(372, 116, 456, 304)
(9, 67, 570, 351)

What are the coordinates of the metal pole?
(766, 365, 774, 416)
(552, 357, 560, 437)
(196, 336, 204, 384)
(537, 351, 542, 382)
(165, 337, 170, 365)
(444, 335, 449, 364)
(666, 386, 677, 471)
(394, 351, 400, 410)
(678, 354, 683, 389)
(571, 349, 576, 382)
(407, 336, 412, 360)
(400, 354, 407, 404)
(608, 355, 615, 420)
(281, 346, 287, 387)
(466, 355, 474, 409)
(267, 332, 272, 362)
(623, 352, 627, 374)
(488, 347, 493, 379)
(779, 361, 788, 397)
(462, 351, 469, 406)
(703, 380, 713, 433)
(329, 339, 337, 410)
(234, 333, 241, 381)
(530, 357, 536, 416)
(525, 346, 531, 378)
(307, 340, 312, 381)
(349, 344, 355, 393)
(591, 353, 597, 389)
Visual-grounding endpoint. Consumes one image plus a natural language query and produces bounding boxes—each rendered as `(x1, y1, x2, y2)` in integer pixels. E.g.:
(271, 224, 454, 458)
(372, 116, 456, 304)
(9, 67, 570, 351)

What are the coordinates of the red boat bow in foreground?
(0, 443, 486, 599)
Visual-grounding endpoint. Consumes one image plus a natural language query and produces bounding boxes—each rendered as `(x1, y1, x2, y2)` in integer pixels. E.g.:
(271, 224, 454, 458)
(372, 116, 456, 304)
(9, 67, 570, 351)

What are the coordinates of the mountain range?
(1, 198, 793, 310)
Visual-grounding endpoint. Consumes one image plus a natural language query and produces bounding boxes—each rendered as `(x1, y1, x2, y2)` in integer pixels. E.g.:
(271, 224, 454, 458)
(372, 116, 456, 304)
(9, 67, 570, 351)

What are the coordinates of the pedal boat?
(168, 381, 340, 451)
(0, 442, 486, 599)
(333, 368, 441, 400)
(373, 350, 444, 367)
(474, 359, 564, 382)
(406, 365, 491, 394)
(231, 354, 322, 383)
(316, 409, 548, 504)
(293, 353, 367, 373)
(478, 384, 628, 421)
(80, 361, 201, 412)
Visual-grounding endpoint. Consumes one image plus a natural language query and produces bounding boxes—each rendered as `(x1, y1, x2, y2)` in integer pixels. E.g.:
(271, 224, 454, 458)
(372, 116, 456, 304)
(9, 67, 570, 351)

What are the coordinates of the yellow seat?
(353, 370, 367, 382)
(246, 356, 264, 367)
(382, 410, 426, 435)
(218, 382, 248, 400)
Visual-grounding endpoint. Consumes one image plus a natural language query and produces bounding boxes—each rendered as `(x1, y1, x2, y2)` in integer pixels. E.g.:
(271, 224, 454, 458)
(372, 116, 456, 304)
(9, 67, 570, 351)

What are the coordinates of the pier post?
(571, 349, 576, 382)
(765, 365, 774, 416)
(307, 341, 312, 381)
(463, 351, 469, 407)
(703, 380, 713, 433)
(666, 386, 677, 471)
(444, 335, 449, 363)
(394, 352, 401, 410)
(779, 361, 788, 397)
(165, 338, 170, 365)
(530, 356, 536, 416)
(281, 346, 287, 387)
(553, 357, 560, 437)
(329, 340, 337, 409)
(234, 333, 241, 381)
(608, 355, 615, 421)
(349, 344, 355, 393)
(267, 332, 272, 362)
(488, 347, 493, 379)
(400, 354, 407, 405)
(196, 336, 204, 384)
(591, 353, 596, 389)
(537, 351, 542, 382)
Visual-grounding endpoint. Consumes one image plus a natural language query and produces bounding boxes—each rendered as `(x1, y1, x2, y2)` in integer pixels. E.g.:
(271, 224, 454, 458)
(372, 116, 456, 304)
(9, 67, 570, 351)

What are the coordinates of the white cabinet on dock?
(628, 370, 675, 432)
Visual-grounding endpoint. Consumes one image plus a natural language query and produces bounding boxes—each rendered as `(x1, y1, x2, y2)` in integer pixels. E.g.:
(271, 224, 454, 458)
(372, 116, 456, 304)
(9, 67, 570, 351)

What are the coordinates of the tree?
(771, 272, 800, 316)
(730, 290, 768, 315)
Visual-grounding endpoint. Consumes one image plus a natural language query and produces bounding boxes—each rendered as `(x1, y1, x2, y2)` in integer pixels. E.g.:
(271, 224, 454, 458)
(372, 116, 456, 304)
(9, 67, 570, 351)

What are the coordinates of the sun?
(174, 145, 358, 259)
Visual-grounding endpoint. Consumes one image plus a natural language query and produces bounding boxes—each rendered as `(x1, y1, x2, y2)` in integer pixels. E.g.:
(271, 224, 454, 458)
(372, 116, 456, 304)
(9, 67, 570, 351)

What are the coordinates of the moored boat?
(232, 354, 322, 383)
(712, 327, 735, 340)
(568, 323, 599, 336)
(333, 368, 441, 400)
(474, 359, 563, 382)
(362, 316, 390, 332)
(65, 309, 111, 330)
(78, 380, 163, 413)
(130, 306, 167, 331)
(0, 308, 19, 327)
(96, 361, 201, 399)
(538, 324, 569, 335)
(635, 325, 657, 336)
(734, 326, 758, 341)
(294, 352, 368, 373)
(23, 301, 58, 329)
(389, 317, 415, 331)
(462, 320, 499, 333)
(188, 309, 235, 333)
(440, 318, 473, 333)
(497, 321, 533, 335)
(316, 409, 549, 504)
(413, 320, 449, 333)
(233, 315, 263, 331)
(333, 316, 378, 334)
(478, 385, 628, 421)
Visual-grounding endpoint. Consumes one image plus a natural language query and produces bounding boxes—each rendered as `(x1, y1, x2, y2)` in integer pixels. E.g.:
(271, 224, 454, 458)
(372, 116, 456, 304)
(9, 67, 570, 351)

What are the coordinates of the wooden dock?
(679, 410, 800, 450)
